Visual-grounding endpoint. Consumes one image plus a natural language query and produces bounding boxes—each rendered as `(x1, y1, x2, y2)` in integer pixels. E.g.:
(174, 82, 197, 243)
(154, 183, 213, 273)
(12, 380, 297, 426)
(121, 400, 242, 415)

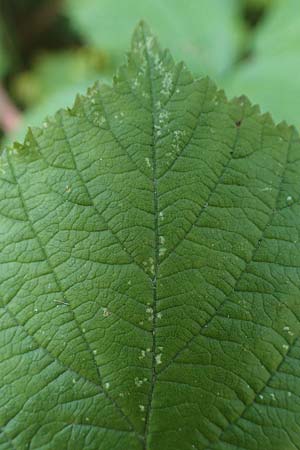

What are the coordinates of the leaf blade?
(1, 22, 300, 450)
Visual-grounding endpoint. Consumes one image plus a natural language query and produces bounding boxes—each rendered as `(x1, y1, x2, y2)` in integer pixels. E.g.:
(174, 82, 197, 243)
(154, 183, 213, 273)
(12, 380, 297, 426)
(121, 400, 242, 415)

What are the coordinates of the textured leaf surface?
(225, 0, 300, 125)
(6, 80, 99, 144)
(1, 22, 300, 450)
(65, 0, 244, 77)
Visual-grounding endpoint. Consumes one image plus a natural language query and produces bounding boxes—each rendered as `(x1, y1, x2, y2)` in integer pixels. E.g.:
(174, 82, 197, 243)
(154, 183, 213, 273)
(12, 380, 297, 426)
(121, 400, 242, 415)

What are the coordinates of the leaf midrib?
(141, 30, 160, 450)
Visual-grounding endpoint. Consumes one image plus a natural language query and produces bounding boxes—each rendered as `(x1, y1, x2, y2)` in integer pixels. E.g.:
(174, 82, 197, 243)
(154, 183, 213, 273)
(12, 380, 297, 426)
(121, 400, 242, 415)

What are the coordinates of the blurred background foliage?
(0, 0, 299, 145)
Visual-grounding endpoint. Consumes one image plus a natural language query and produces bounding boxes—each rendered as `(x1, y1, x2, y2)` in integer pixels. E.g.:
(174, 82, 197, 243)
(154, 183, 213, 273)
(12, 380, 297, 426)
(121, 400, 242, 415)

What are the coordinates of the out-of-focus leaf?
(0, 44, 9, 78)
(0, 19, 10, 78)
(12, 48, 109, 107)
(8, 48, 110, 142)
(224, 0, 300, 125)
(244, 0, 275, 8)
(65, 0, 245, 78)
(252, 0, 299, 56)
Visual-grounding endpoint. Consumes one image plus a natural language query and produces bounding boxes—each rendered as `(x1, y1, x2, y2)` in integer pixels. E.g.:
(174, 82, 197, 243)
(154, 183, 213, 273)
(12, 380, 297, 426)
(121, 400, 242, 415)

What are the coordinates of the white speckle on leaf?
(146, 36, 154, 51)
(154, 124, 162, 137)
(145, 157, 151, 168)
(139, 350, 146, 360)
(149, 257, 155, 275)
(159, 110, 169, 124)
(132, 78, 139, 90)
(172, 130, 184, 153)
(162, 72, 173, 96)
(135, 377, 143, 387)
(139, 404, 145, 412)
(105, 382, 110, 390)
(146, 306, 154, 321)
(100, 116, 106, 125)
(261, 186, 272, 192)
(154, 54, 163, 72)
(54, 300, 69, 306)
(155, 353, 162, 365)
(133, 40, 143, 54)
(159, 247, 166, 257)
(102, 307, 110, 317)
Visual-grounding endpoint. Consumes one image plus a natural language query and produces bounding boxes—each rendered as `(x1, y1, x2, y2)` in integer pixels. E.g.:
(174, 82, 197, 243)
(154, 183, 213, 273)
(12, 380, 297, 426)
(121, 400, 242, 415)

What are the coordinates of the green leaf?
(0, 19, 9, 78)
(12, 49, 109, 108)
(251, 0, 300, 57)
(1, 22, 300, 450)
(65, 0, 244, 78)
(6, 79, 104, 144)
(224, 0, 300, 125)
(7, 50, 110, 143)
(0, 45, 8, 78)
(243, 0, 275, 8)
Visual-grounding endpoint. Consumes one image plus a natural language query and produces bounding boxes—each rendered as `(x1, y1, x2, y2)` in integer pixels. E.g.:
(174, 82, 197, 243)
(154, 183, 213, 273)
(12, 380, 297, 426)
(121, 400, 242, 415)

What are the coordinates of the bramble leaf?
(1, 22, 300, 450)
